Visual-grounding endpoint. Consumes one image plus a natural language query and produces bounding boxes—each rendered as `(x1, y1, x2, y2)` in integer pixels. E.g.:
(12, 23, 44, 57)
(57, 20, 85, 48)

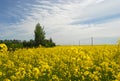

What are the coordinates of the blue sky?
(0, 0, 120, 45)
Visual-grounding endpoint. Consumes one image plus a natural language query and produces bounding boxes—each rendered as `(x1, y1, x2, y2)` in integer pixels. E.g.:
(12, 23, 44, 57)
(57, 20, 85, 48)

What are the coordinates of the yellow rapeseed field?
(0, 44, 120, 81)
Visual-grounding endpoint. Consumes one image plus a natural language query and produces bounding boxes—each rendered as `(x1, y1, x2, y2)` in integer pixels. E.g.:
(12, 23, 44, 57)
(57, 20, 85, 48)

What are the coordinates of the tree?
(44, 38, 56, 47)
(49, 38, 56, 47)
(34, 23, 45, 46)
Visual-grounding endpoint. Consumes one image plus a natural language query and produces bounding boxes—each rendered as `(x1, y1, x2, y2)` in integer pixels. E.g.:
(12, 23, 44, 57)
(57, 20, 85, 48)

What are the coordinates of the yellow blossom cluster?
(0, 44, 8, 52)
(0, 44, 120, 81)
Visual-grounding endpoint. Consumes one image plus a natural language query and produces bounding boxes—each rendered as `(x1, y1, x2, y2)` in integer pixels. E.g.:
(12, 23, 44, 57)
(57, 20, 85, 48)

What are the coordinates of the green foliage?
(34, 23, 56, 47)
(0, 23, 56, 50)
(23, 39, 35, 48)
(34, 23, 45, 46)
(0, 40, 23, 51)
(44, 38, 56, 47)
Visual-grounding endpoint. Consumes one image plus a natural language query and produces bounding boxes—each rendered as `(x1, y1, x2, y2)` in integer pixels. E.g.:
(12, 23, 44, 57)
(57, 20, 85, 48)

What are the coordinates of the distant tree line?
(0, 23, 56, 51)
(0, 39, 23, 51)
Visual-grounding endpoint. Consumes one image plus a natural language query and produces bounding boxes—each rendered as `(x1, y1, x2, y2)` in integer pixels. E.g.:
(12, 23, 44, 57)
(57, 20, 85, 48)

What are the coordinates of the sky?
(0, 0, 120, 45)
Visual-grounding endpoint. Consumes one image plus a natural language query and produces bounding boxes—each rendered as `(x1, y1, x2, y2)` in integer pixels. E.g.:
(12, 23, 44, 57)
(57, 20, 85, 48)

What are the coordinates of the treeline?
(0, 39, 55, 51)
(0, 23, 56, 51)
(0, 39, 23, 51)
(23, 38, 55, 48)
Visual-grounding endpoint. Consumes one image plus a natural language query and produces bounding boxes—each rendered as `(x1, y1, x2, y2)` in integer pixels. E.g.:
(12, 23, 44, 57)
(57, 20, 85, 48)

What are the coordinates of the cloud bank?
(0, 0, 120, 45)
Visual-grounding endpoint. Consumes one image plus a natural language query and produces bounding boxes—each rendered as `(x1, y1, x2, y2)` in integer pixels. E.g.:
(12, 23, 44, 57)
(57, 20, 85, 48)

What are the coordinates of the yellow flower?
(0, 44, 8, 52)
(84, 71, 89, 76)
(82, 76, 85, 80)
(10, 75, 17, 81)
(94, 75, 99, 81)
(3, 78, 11, 81)
(0, 71, 2, 76)
(116, 72, 120, 81)
(52, 75, 59, 81)
(33, 67, 40, 79)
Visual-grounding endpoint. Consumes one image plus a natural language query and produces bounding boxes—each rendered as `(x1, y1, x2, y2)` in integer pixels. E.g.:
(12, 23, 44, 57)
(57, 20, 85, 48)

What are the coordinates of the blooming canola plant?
(0, 44, 120, 81)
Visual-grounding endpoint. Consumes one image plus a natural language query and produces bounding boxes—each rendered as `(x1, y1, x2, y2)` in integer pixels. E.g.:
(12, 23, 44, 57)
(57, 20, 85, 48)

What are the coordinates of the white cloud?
(96, 0, 105, 3)
(1, 0, 120, 45)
